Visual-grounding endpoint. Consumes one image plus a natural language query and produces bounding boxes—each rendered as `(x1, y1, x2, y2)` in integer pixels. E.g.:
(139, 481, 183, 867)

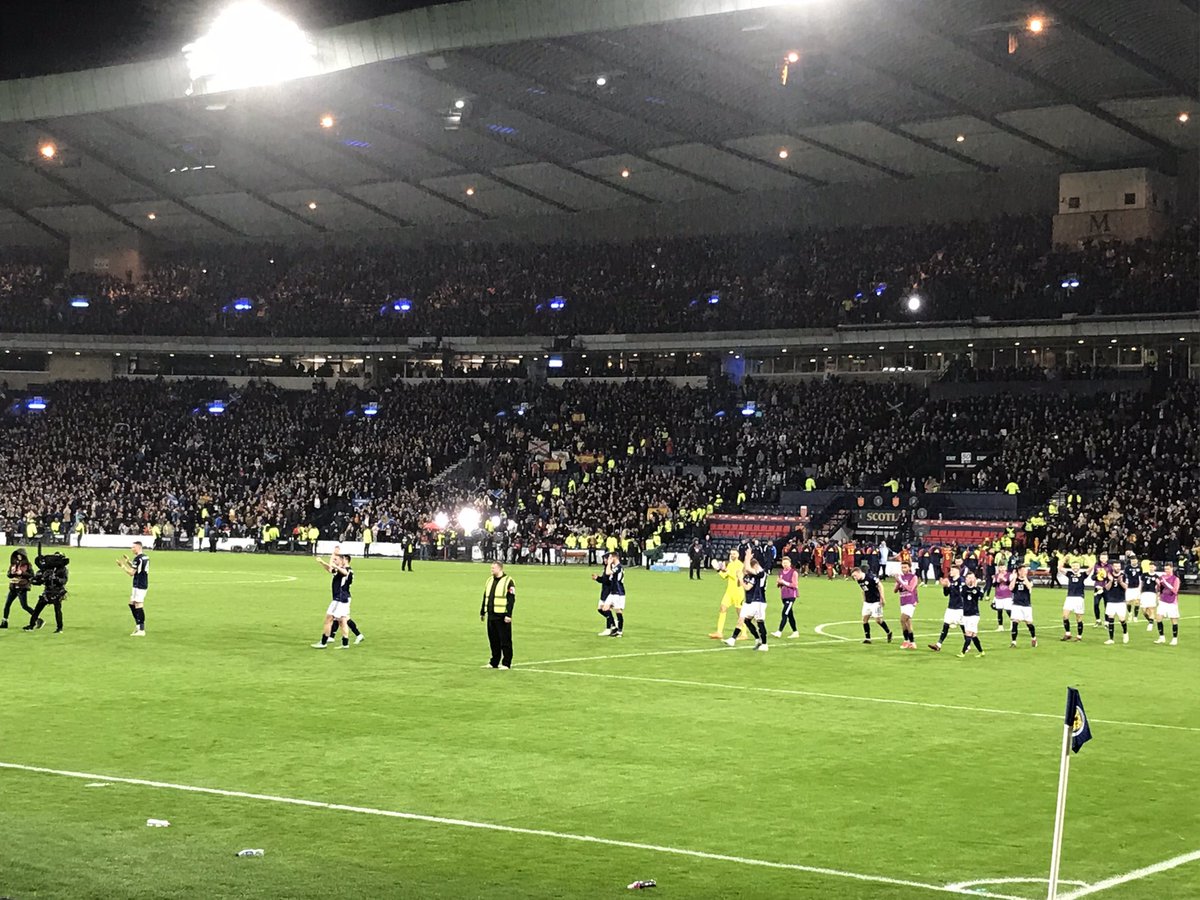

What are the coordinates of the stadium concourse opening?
(0, 0, 1197, 897)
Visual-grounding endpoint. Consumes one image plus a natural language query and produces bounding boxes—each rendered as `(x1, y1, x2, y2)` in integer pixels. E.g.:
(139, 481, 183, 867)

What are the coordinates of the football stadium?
(0, 1, 1197, 898)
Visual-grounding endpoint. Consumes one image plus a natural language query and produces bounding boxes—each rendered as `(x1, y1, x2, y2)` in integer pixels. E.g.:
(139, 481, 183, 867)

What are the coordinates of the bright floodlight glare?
(1179, 112, 1190, 123)
(595, 75, 607, 87)
(39, 143, 56, 159)
(183, 1, 316, 94)
(786, 51, 800, 63)
(320, 114, 334, 128)
(906, 294, 922, 312)
(1027, 16, 1045, 33)
(458, 507, 482, 534)
(434, 511, 450, 530)
(454, 99, 466, 110)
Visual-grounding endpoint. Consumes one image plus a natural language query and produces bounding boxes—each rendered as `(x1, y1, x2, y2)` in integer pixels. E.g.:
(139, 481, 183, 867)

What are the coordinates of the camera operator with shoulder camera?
(22, 542, 70, 634)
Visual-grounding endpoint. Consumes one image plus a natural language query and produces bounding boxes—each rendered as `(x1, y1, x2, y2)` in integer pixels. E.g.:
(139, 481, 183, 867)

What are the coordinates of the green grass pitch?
(0, 550, 1196, 900)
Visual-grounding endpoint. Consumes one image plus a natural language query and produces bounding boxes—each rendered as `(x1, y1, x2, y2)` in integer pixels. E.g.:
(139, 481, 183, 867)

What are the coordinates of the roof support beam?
(830, 49, 1092, 168)
(1040, 2, 1199, 101)
(356, 72, 652, 207)
(901, 3, 1178, 158)
(0, 145, 148, 236)
(105, 112, 326, 234)
(436, 55, 741, 195)
(543, 40, 829, 188)
(36, 121, 246, 237)
(0, 192, 68, 244)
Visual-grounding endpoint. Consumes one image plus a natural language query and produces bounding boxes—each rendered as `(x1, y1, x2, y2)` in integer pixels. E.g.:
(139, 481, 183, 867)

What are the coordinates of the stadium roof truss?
(0, 0, 1195, 247)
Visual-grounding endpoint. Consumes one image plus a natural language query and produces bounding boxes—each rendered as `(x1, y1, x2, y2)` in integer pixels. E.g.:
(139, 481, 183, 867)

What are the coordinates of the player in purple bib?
(894, 562, 920, 649)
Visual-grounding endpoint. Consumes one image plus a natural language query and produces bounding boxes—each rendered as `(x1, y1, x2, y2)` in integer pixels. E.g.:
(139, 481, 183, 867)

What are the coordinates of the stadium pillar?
(68, 232, 150, 282)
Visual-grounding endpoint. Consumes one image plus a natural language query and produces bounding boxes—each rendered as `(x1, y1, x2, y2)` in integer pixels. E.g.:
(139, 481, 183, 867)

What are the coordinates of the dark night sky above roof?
(0, 0, 447, 78)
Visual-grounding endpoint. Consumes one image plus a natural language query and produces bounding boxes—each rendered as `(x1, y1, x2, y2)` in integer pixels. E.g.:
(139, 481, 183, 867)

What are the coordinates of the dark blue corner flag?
(1065, 687, 1093, 754)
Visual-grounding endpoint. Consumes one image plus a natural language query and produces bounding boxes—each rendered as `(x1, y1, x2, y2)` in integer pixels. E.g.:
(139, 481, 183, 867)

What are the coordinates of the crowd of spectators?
(1, 217, 1195, 338)
(1, 370, 1194, 562)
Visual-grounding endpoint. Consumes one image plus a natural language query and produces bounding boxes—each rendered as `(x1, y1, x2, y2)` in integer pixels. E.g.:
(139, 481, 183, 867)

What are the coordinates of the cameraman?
(3, 548, 35, 629)
(23, 543, 69, 634)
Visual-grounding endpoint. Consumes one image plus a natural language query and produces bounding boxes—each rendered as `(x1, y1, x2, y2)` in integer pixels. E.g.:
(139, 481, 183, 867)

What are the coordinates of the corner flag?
(1065, 687, 1093, 754)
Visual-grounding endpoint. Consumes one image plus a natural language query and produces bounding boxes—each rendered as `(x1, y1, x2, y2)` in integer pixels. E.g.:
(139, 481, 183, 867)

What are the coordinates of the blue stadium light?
(26, 397, 47, 411)
(487, 124, 518, 135)
(548, 356, 564, 369)
(341, 139, 371, 148)
(69, 296, 90, 309)
(874, 283, 887, 297)
(854, 292, 864, 300)
(548, 296, 566, 311)
(707, 293, 720, 305)
(233, 298, 253, 311)
(362, 402, 379, 417)
(741, 402, 757, 417)
(207, 401, 226, 415)
(714, 410, 726, 418)
(394, 299, 412, 312)
(1060, 276, 1081, 289)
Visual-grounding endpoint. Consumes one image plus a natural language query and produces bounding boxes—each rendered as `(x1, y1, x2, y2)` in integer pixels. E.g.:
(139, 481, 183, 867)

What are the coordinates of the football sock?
(342, 634, 349, 647)
(1120, 620, 1128, 634)
(961, 636, 972, 654)
(731, 626, 742, 641)
(615, 612, 624, 632)
(1158, 620, 1165, 635)
(997, 609, 1004, 625)
(759, 623, 767, 644)
(1062, 618, 1071, 633)
(938, 624, 950, 644)
(1011, 622, 1019, 641)
(972, 637, 983, 652)
(862, 622, 871, 639)
(1026, 624, 1036, 638)
(129, 604, 138, 624)
(605, 609, 616, 629)
(346, 618, 360, 636)
(880, 621, 892, 636)
(904, 628, 913, 644)
(319, 633, 329, 646)
(1076, 620, 1083, 636)
(1106, 616, 1114, 639)
(1093, 596, 1101, 621)
(1172, 623, 1178, 638)
(715, 608, 728, 635)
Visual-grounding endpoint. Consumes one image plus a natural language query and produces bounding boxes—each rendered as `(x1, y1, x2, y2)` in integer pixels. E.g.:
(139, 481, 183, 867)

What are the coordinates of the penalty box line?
(515, 668, 1200, 734)
(0, 760, 1026, 900)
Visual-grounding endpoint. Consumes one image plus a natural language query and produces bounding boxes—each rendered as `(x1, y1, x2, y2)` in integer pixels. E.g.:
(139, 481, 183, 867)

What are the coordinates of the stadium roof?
(0, 0, 1195, 247)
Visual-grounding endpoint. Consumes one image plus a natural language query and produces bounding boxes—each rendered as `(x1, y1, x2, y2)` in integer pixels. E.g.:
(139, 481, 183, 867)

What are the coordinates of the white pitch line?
(1055, 849, 1200, 899)
(0, 761, 1025, 900)
(946, 877, 1088, 890)
(516, 639, 847, 667)
(517, 668, 1200, 733)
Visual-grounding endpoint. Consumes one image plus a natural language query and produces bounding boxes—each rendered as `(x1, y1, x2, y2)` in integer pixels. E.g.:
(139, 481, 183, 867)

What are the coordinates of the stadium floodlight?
(434, 511, 450, 530)
(232, 298, 253, 311)
(905, 294, 923, 312)
(1060, 276, 1080, 289)
(548, 296, 566, 311)
(458, 507, 482, 535)
(183, 1, 317, 95)
(707, 293, 720, 305)
(548, 356, 564, 369)
(69, 296, 90, 309)
(361, 402, 379, 417)
(26, 397, 47, 411)
(207, 401, 226, 415)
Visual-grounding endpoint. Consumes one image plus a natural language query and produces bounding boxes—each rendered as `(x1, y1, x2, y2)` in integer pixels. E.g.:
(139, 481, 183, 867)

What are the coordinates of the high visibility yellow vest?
(484, 575, 514, 615)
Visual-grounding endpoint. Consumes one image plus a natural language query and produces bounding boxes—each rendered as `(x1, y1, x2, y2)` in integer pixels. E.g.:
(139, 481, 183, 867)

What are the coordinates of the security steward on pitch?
(481, 562, 516, 669)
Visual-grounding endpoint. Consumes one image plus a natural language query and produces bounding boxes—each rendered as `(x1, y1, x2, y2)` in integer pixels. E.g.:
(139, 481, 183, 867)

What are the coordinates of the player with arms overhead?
(1089, 552, 1110, 628)
(312, 552, 354, 649)
(853, 563, 893, 645)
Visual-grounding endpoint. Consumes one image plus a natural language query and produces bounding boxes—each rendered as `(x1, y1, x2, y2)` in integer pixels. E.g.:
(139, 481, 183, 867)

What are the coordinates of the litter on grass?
(146, 818, 170, 827)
